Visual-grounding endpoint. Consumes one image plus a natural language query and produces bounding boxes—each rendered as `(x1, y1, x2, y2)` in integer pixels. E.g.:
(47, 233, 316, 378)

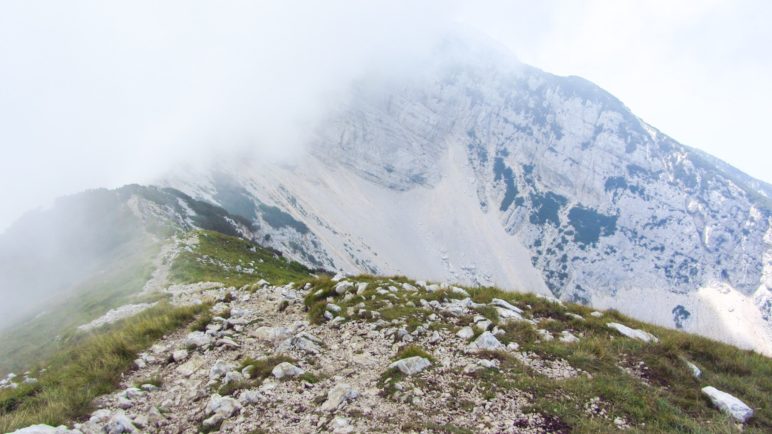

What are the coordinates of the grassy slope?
(0, 303, 205, 432)
(0, 237, 160, 376)
(169, 230, 311, 287)
(305, 275, 772, 433)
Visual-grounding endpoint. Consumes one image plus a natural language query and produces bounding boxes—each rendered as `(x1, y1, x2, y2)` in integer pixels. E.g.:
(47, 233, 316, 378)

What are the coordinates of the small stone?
(590, 311, 603, 318)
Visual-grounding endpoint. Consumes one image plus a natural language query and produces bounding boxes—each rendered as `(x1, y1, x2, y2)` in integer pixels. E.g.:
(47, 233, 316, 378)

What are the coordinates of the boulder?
(701, 386, 753, 422)
(491, 298, 523, 314)
(251, 326, 293, 343)
(389, 356, 432, 375)
(607, 323, 658, 343)
(456, 326, 475, 340)
(184, 331, 212, 348)
(320, 383, 359, 412)
(559, 330, 580, 344)
(469, 331, 504, 351)
(206, 394, 242, 418)
(106, 413, 137, 434)
(172, 349, 189, 363)
(209, 360, 236, 381)
(272, 362, 305, 379)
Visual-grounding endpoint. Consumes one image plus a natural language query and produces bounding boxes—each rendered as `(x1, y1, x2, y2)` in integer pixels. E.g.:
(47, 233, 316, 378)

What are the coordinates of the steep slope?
(164, 38, 772, 355)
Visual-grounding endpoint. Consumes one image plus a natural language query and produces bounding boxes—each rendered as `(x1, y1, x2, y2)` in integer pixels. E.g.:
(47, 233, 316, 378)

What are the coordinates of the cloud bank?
(0, 0, 454, 230)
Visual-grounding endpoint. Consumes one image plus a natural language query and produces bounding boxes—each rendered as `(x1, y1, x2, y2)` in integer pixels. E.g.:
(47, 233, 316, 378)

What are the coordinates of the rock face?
(163, 36, 772, 356)
(701, 386, 754, 422)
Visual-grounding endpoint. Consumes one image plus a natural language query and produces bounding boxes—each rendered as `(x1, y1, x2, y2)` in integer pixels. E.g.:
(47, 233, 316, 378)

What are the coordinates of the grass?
(0, 237, 161, 376)
(0, 302, 205, 432)
(303, 274, 772, 433)
(170, 230, 312, 287)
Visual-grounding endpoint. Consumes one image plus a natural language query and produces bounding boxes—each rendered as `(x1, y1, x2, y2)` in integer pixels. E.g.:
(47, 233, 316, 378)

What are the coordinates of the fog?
(1, 0, 771, 232)
(0, 1, 454, 232)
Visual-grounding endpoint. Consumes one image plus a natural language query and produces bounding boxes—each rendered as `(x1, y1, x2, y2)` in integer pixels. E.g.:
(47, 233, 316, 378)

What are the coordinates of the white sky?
(0, 0, 770, 231)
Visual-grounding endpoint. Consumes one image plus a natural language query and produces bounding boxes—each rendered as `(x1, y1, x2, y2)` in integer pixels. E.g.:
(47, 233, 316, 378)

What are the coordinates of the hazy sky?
(1, 0, 770, 231)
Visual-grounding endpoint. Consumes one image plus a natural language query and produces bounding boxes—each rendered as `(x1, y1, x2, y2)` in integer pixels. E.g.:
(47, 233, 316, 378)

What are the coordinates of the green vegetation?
(0, 303, 205, 432)
(0, 238, 160, 375)
(304, 274, 772, 433)
(170, 230, 311, 287)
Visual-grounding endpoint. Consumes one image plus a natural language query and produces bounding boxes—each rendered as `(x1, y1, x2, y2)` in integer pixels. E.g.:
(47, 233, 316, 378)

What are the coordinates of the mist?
(0, 0, 454, 231)
(2, 0, 771, 233)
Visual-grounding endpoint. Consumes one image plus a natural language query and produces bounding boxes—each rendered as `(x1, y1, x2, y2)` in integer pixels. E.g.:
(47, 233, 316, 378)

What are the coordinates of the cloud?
(0, 0, 454, 230)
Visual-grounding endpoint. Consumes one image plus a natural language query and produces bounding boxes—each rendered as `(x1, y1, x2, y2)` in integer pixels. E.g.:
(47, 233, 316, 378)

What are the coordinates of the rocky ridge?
(8, 273, 764, 433)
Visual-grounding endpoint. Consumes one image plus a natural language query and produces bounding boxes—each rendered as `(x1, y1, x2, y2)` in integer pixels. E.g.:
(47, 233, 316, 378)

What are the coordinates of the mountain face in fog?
(165, 38, 772, 354)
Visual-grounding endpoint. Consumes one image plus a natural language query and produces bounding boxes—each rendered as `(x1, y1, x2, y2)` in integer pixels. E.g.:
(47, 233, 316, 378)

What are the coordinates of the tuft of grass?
(0, 303, 204, 432)
(394, 345, 435, 363)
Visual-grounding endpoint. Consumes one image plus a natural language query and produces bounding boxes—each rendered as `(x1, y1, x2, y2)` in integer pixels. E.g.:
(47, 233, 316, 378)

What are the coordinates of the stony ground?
(55, 278, 594, 434)
(8, 276, 760, 434)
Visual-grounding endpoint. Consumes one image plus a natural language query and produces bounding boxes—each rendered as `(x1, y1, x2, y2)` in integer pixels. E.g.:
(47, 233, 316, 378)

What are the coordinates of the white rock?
(8, 425, 78, 434)
(272, 362, 305, 379)
(491, 298, 523, 314)
(566, 313, 585, 321)
(590, 311, 603, 318)
(223, 371, 245, 385)
(701, 386, 754, 422)
(356, 282, 369, 295)
(402, 282, 417, 292)
(176, 355, 205, 377)
(240, 389, 263, 404)
(206, 394, 242, 418)
(209, 360, 236, 381)
(469, 331, 504, 350)
(456, 326, 475, 340)
(276, 332, 323, 355)
(389, 356, 432, 375)
(559, 330, 580, 343)
(607, 323, 658, 343)
(335, 281, 354, 295)
(216, 337, 240, 348)
(326, 303, 342, 313)
(320, 383, 359, 412)
(537, 329, 554, 341)
(251, 326, 293, 343)
(686, 361, 702, 378)
(172, 349, 189, 362)
(184, 331, 212, 348)
(107, 413, 137, 434)
(495, 307, 525, 321)
(450, 286, 470, 297)
(478, 359, 500, 369)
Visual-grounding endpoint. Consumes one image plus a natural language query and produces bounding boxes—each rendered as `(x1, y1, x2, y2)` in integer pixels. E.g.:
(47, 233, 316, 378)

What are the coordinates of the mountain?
(163, 37, 772, 355)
